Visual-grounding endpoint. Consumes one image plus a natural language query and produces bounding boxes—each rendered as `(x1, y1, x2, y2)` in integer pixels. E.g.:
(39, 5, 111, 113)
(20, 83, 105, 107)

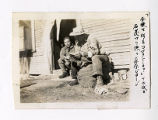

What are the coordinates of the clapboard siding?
(85, 23, 130, 32)
(29, 20, 45, 74)
(33, 20, 45, 56)
(110, 52, 130, 58)
(103, 46, 130, 54)
(97, 32, 130, 40)
(83, 23, 129, 32)
(29, 20, 52, 74)
(81, 19, 131, 69)
(114, 65, 130, 69)
(81, 19, 129, 26)
(85, 22, 130, 30)
(102, 40, 131, 48)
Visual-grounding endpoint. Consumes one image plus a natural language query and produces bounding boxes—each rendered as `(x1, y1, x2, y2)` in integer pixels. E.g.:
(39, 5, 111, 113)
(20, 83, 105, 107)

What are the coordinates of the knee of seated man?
(92, 55, 100, 61)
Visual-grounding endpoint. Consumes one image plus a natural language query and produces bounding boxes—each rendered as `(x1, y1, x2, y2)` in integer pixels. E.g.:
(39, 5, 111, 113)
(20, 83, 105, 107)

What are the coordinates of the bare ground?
(20, 76, 130, 103)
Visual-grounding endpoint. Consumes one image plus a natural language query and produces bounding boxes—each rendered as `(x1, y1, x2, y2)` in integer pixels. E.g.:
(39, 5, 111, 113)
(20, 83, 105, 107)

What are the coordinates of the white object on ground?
(94, 85, 109, 95)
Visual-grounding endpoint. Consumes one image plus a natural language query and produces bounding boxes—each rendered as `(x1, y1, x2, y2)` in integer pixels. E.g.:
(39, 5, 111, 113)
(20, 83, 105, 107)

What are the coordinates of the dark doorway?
(51, 19, 76, 70)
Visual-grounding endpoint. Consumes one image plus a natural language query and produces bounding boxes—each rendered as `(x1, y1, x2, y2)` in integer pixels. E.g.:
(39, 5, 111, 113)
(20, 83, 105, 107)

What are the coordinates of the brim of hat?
(69, 32, 86, 36)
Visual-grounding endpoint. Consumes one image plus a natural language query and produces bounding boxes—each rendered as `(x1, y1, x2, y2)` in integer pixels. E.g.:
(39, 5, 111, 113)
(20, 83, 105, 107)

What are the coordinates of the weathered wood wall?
(19, 19, 131, 76)
(19, 21, 33, 78)
(81, 19, 131, 69)
(28, 20, 46, 74)
(28, 20, 54, 74)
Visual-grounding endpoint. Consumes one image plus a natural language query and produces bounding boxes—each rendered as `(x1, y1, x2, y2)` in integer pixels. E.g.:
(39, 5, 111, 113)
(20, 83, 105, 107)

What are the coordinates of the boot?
(69, 79, 78, 86)
(59, 72, 69, 78)
(96, 76, 104, 86)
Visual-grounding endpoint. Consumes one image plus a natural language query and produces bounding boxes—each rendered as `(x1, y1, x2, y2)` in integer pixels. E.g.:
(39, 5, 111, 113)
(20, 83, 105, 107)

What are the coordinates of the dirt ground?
(20, 76, 130, 103)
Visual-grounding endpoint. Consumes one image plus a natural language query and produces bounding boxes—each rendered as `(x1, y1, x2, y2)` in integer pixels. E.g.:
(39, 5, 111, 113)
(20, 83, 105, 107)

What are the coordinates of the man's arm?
(60, 47, 66, 60)
(88, 37, 102, 57)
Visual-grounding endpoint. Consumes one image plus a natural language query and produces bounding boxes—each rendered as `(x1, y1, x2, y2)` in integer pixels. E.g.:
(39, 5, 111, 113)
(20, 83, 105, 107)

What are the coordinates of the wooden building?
(81, 19, 131, 69)
(19, 19, 131, 78)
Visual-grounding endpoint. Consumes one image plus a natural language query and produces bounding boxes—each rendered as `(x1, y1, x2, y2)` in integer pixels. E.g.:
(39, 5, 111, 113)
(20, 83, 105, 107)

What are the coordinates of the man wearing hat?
(69, 26, 112, 94)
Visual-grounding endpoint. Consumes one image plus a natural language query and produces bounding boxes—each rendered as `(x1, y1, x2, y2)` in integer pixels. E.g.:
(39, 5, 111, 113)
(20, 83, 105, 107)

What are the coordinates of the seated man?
(69, 26, 113, 94)
(58, 37, 75, 78)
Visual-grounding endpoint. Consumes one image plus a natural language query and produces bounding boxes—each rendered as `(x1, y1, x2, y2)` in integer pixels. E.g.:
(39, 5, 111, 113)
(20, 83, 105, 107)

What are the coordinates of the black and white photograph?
(12, 12, 150, 108)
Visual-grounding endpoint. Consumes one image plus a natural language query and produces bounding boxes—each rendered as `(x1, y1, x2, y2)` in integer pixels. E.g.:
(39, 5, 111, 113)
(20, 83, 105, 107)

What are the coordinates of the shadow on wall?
(19, 50, 33, 78)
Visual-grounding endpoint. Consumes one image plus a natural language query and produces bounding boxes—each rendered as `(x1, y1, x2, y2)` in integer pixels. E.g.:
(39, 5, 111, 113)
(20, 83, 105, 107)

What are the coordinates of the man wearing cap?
(69, 26, 112, 94)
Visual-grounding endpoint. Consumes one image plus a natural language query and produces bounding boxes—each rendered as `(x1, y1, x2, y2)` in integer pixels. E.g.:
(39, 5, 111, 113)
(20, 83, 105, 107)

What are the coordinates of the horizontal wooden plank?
(102, 47, 130, 53)
(96, 37, 130, 43)
(83, 23, 130, 32)
(112, 55, 130, 60)
(113, 64, 130, 69)
(88, 27, 130, 35)
(102, 38, 130, 43)
(111, 56, 130, 61)
(95, 31, 130, 40)
(99, 39, 131, 47)
(103, 41, 130, 47)
(107, 51, 130, 58)
(81, 19, 119, 24)
(81, 19, 130, 28)
(110, 52, 131, 58)
(87, 24, 130, 32)
(112, 58, 130, 63)
(106, 50, 130, 54)
(114, 63, 130, 67)
(99, 37, 130, 43)
(83, 22, 130, 33)
(96, 32, 130, 38)
(113, 64, 130, 67)
(102, 45, 130, 50)
(111, 55, 131, 65)
(104, 44, 131, 49)
(89, 33, 129, 41)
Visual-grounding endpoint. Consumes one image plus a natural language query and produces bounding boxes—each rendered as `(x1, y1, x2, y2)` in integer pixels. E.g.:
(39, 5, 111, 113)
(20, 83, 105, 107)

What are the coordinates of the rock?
(77, 63, 111, 88)
(77, 64, 97, 88)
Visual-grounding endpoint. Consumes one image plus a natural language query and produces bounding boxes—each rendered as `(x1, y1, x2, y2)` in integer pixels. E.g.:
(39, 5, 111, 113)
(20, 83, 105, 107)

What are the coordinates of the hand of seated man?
(65, 56, 70, 60)
(88, 51, 93, 58)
